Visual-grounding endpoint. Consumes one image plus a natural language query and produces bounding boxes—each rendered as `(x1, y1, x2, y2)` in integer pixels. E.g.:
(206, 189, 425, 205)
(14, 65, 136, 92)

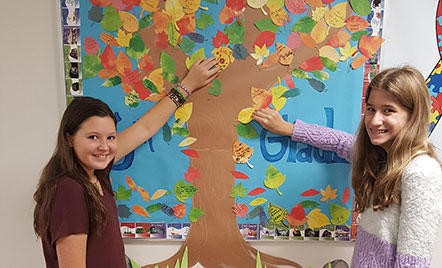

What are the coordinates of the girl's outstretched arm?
(252, 108, 354, 162)
(115, 57, 220, 162)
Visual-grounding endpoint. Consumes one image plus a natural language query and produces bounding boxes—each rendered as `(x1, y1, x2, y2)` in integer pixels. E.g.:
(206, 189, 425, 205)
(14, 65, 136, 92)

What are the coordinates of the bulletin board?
(60, 0, 386, 266)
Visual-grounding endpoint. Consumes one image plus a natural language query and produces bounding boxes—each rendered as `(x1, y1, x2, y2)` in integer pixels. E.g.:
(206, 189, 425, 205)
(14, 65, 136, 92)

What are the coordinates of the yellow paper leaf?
(305, 0, 324, 7)
(324, 2, 347, 28)
(175, 102, 193, 122)
(151, 189, 168, 200)
(119, 11, 139, 33)
(249, 197, 268, 206)
(179, 0, 202, 14)
(179, 137, 197, 147)
(270, 7, 287, 26)
(320, 185, 338, 202)
(232, 141, 254, 164)
(212, 46, 235, 70)
(339, 42, 358, 61)
(165, 0, 184, 22)
(115, 29, 132, 47)
(266, 0, 284, 10)
(140, 0, 159, 16)
(147, 68, 165, 92)
(275, 42, 294, 66)
(310, 19, 329, 44)
(238, 107, 255, 124)
(248, 0, 268, 9)
(307, 209, 330, 229)
(319, 45, 340, 62)
(271, 85, 288, 111)
(311, 6, 328, 21)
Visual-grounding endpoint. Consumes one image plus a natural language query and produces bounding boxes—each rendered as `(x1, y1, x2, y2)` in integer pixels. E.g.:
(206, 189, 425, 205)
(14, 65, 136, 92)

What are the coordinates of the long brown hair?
(33, 97, 117, 237)
(352, 66, 440, 212)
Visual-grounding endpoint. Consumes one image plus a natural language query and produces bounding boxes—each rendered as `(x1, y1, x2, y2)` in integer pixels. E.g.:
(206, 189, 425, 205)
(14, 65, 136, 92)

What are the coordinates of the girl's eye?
(366, 107, 375, 112)
(89, 135, 98, 140)
(385, 109, 394, 113)
(108, 136, 116, 140)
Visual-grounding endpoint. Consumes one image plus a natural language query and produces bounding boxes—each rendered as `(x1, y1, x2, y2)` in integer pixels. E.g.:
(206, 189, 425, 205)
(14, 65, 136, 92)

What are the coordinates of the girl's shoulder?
(56, 176, 85, 194)
(403, 154, 442, 184)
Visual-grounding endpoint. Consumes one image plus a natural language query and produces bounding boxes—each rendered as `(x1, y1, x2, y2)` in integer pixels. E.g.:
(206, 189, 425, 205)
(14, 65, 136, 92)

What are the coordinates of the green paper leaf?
(174, 259, 180, 268)
(254, 18, 279, 33)
(181, 246, 188, 268)
(236, 123, 258, 138)
(351, 30, 370, 41)
(208, 78, 222, 96)
(161, 51, 176, 74)
(196, 12, 214, 30)
(163, 72, 179, 83)
(129, 32, 146, 52)
(186, 48, 206, 69)
(264, 164, 285, 195)
(256, 251, 262, 268)
(180, 37, 195, 54)
(88, 5, 103, 23)
(126, 46, 149, 60)
(311, 70, 330, 81)
(146, 203, 163, 213)
(130, 258, 142, 268)
(139, 14, 153, 29)
(174, 180, 198, 202)
(100, 6, 123, 32)
(82, 54, 103, 79)
(124, 90, 140, 107)
(172, 127, 190, 137)
(114, 185, 132, 201)
(188, 207, 204, 222)
(224, 20, 245, 44)
(307, 78, 325, 92)
(101, 76, 121, 87)
(230, 182, 248, 198)
(350, 0, 372, 16)
(163, 122, 172, 142)
(301, 200, 320, 208)
(143, 79, 159, 94)
(320, 57, 338, 72)
(291, 68, 310, 79)
(281, 88, 300, 98)
(291, 16, 316, 33)
(167, 21, 180, 47)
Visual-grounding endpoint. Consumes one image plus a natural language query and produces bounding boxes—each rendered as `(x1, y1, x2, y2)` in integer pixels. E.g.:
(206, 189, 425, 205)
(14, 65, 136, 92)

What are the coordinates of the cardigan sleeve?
(291, 120, 355, 162)
(394, 155, 442, 267)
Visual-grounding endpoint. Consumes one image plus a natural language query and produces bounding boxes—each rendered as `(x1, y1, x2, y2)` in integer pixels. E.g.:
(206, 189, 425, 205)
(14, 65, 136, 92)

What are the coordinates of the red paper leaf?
(299, 57, 324, 72)
(342, 186, 350, 204)
(123, 0, 141, 10)
(212, 30, 230, 48)
(231, 170, 249, 179)
(121, 68, 140, 85)
(219, 6, 235, 24)
(139, 54, 154, 72)
(154, 32, 169, 50)
(176, 14, 196, 36)
(285, 74, 296, 89)
(233, 203, 248, 217)
(101, 45, 117, 70)
(253, 31, 276, 49)
(285, 0, 308, 23)
(300, 188, 320, 196)
(226, 0, 247, 12)
(185, 166, 200, 182)
(248, 187, 266, 196)
(83, 37, 99, 55)
(181, 149, 200, 158)
(287, 202, 307, 226)
(133, 81, 150, 100)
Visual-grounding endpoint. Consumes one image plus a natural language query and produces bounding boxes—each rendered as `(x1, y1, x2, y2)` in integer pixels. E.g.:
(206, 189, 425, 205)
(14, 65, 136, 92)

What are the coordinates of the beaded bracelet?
(167, 91, 181, 107)
(177, 83, 191, 96)
(172, 87, 186, 102)
(167, 87, 187, 107)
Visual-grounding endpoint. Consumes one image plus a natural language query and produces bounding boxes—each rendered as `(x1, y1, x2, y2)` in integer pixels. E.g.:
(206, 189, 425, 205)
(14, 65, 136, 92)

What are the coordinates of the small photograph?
(61, 0, 79, 8)
(304, 227, 320, 241)
(182, 223, 191, 239)
(260, 225, 275, 240)
(320, 225, 335, 241)
(120, 222, 136, 238)
(150, 223, 167, 239)
(62, 27, 80, 45)
(135, 223, 151, 238)
(61, 7, 80, 26)
(64, 45, 81, 62)
(290, 225, 305, 241)
(239, 224, 259, 240)
(274, 224, 290, 240)
(65, 78, 83, 96)
(65, 62, 81, 79)
(335, 225, 351, 241)
(167, 223, 184, 239)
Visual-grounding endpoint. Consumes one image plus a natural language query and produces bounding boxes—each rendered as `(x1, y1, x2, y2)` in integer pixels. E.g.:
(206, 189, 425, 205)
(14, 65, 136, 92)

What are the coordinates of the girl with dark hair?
(252, 66, 442, 267)
(33, 57, 219, 268)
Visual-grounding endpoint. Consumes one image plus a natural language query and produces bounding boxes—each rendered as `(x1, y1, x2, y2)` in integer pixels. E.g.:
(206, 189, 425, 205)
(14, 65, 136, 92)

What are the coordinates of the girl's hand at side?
(179, 57, 220, 94)
(252, 108, 293, 137)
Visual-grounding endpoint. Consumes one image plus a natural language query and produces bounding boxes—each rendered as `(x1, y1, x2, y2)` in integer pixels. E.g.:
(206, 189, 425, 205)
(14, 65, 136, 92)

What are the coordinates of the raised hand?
(252, 108, 293, 137)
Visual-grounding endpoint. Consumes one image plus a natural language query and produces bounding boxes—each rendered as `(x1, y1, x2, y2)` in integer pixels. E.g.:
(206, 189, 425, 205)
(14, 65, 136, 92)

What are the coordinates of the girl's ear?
(66, 133, 73, 147)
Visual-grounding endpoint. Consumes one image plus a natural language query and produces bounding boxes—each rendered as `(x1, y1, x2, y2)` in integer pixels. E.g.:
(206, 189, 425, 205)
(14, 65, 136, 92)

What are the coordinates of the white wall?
(1, 0, 441, 267)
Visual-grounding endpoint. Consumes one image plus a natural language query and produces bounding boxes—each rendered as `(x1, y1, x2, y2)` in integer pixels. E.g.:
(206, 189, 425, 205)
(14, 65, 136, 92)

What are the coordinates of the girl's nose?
(370, 112, 383, 125)
(98, 139, 109, 150)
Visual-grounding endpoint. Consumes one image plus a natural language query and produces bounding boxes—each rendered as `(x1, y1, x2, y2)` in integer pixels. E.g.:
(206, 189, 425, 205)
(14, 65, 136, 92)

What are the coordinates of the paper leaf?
(232, 141, 254, 164)
(247, 206, 264, 219)
(266, 0, 284, 10)
(219, 6, 236, 24)
(342, 186, 350, 204)
(249, 197, 268, 206)
(319, 45, 340, 62)
(212, 30, 230, 48)
(287, 203, 307, 226)
(285, 74, 296, 89)
(231, 170, 249, 179)
(291, 68, 311, 79)
(140, 0, 160, 13)
(349, 0, 371, 16)
(115, 185, 132, 201)
(307, 78, 325, 92)
(307, 208, 330, 229)
(184, 166, 200, 182)
(254, 18, 279, 33)
(185, 47, 206, 69)
(172, 127, 189, 137)
(300, 56, 324, 72)
(179, 0, 201, 14)
(176, 14, 196, 35)
(179, 37, 195, 54)
(301, 200, 320, 208)
(224, 19, 245, 44)
(233, 203, 249, 217)
(320, 56, 338, 72)
(248, 187, 266, 195)
(188, 207, 204, 222)
(345, 16, 370, 33)
(264, 164, 286, 195)
(275, 43, 294, 65)
(175, 180, 198, 202)
(339, 42, 358, 61)
(310, 19, 329, 43)
(101, 45, 117, 70)
(324, 2, 346, 28)
(247, 0, 268, 9)
(126, 175, 137, 191)
(175, 102, 193, 122)
(173, 203, 187, 218)
(116, 51, 132, 75)
(271, 84, 288, 111)
(166, 21, 180, 47)
(181, 149, 200, 157)
(285, 0, 307, 23)
(358, 35, 384, 58)
(232, 44, 249, 60)
(164, 0, 184, 22)
(139, 13, 153, 29)
(148, 68, 165, 92)
(100, 32, 119, 46)
(330, 203, 351, 225)
(88, 5, 104, 24)
(251, 87, 272, 109)
(281, 88, 300, 99)
(254, 31, 276, 48)
(286, 32, 302, 49)
(98, 68, 116, 79)
(163, 122, 172, 142)
(153, 11, 171, 33)
(301, 189, 320, 196)
(238, 107, 255, 124)
(139, 54, 154, 72)
(291, 16, 316, 33)
(208, 78, 223, 96)
(133, 205, 151, 217)
(154, 31, 169, 49)
(351, 54, 368, 69)
(320, 185, 338, 202)
(327, 30, 351, 48)
(119, 11, 139, 33)
(124, 91, 140, 107)
(237, 123, 259, 138)
(197, 12, 214, 30)
(150, 189, 167, 200)
(270, 7, 288, 26)
(230, 182, 248, 198)
(262, 52, 279, 69)
(305, 0, 324, 7)
(146, 203, 163, 213)
(101, 76, 122, 87)
(311, 6, 327, 21)
(299, 32, 316, 48)
(179, 137, 197, 147)
(311, 70, 330, 81)
(101, 6, 123, 32)
(351, 30, 370, 41)
(138, 186, 150, 203)
(84, 37, 100, 55)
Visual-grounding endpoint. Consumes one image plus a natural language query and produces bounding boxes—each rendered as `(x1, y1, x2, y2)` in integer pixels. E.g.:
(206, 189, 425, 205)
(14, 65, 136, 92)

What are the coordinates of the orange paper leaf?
(275, 42, 294, 66)
(327, 30, 351, 48)
(351, 54, 368, 69)
(100, 32, 119, 46)
(138, 186, 150, 203)
(139, 54, 154, 72)
(345, 16, 370, 33)
(126, 175, 137, 192)
(358, 35, 384, 58)
(132, 205, 151, 217)
(251, 87, 272, 110)
(299, 33, 317, 48)
(232, 141, 254, 164)
(151, 189, 168, 200)
(98, 69, 119, 79)
(262, 52, 279, 69)
(173, 203, 187, 218)
(116, 51, 132, 75)
(153, 11, 171, 33)
(101, 45, 117, 70)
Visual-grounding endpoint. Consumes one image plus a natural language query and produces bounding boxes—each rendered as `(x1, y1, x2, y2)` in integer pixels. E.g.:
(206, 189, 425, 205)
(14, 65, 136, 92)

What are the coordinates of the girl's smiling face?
(68, 116, 117, 179)
(364, 89, 410, 151)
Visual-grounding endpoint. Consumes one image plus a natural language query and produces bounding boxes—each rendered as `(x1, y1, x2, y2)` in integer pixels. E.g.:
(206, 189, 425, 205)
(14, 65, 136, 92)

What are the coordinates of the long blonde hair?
(351, 66, 440, 212)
